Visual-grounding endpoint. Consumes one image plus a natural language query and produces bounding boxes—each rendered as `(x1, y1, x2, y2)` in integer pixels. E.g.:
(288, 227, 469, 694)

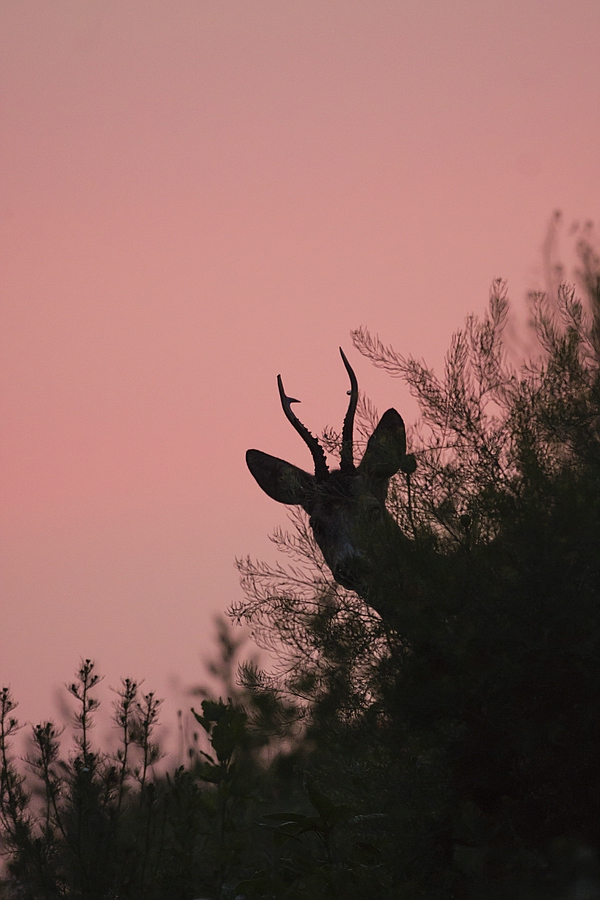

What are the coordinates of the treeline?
(0, 648, 308, 900)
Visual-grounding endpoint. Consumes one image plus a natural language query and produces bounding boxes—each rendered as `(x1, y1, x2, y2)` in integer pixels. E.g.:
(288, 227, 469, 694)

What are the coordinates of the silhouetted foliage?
(233, 226, 600, 897)
(0, 637, 301, 900)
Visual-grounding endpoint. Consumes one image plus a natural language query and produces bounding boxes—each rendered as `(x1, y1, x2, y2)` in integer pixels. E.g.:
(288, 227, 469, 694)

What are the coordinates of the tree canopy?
(233, 228, 600, 897)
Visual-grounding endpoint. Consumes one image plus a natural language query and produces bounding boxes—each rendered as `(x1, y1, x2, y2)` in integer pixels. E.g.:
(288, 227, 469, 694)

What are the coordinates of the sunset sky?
(1, 1, 599, 749)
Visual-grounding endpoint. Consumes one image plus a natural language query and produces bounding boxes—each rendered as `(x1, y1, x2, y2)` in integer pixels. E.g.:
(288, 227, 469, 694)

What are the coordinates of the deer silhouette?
(246, 349, 417, 617)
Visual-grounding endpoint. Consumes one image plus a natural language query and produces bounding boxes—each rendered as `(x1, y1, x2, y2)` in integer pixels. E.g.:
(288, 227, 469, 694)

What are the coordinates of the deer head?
(246, 349, 416, 603)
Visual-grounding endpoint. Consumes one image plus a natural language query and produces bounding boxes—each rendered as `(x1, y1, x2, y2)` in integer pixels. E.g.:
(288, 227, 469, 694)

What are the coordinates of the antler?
(277, 375, 329, 482)
(339, 348, 358, 474)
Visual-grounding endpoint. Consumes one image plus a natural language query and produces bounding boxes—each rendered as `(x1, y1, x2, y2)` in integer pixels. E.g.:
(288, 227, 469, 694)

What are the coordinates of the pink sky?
(1, 1, 599, 748)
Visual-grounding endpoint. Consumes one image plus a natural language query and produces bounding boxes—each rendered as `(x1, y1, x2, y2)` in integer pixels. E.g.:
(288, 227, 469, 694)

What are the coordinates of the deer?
(246, 349, 419, 622)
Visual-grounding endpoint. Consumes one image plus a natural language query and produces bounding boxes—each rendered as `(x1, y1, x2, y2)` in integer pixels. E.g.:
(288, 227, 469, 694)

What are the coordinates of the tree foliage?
(0, 637, 297, 900)
(233, 229, 600, 897)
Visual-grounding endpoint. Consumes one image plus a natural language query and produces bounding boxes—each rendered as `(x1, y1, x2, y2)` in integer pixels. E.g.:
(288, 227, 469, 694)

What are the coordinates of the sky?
(1, 0, 599, 752)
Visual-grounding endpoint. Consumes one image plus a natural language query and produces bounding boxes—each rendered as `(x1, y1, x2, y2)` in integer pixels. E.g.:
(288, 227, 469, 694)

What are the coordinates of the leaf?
(305, 775, 353, 827)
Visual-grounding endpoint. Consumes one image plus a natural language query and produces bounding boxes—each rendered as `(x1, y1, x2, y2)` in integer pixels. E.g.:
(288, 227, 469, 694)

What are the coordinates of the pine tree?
(234, 230, 600, 897)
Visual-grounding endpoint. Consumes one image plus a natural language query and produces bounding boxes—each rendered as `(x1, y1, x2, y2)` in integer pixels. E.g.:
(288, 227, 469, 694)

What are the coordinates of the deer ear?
(358, 408, 407, 478)
(246, 450, 315, 507)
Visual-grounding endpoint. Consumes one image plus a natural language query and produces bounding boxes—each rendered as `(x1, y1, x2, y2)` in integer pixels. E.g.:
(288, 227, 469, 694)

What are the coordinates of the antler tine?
(339, 348, 358, 473)
(277, 375, 329, 481)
